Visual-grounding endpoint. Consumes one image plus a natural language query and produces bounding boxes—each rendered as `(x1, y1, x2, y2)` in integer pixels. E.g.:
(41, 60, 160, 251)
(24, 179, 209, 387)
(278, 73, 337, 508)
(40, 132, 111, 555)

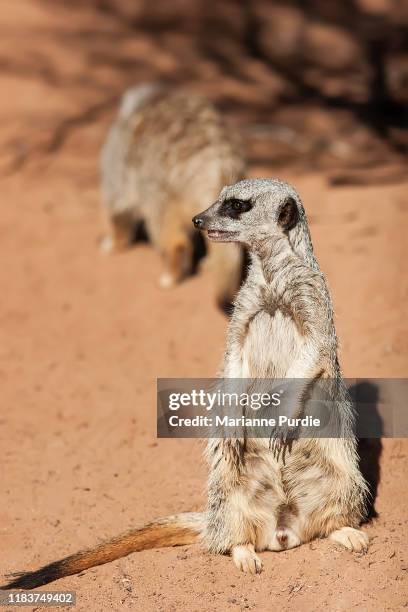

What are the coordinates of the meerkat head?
(192, 178, 305, 247)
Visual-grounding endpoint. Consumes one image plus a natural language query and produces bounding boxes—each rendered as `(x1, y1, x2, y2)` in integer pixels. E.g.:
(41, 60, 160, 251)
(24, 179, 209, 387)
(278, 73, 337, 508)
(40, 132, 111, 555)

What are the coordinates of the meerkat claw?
(232, 545, 263, 574)
(329, 527, 369, 552)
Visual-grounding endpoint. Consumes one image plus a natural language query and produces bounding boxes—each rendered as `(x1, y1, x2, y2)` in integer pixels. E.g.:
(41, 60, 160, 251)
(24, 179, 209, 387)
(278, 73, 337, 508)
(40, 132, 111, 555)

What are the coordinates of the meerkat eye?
(220, 198, 253, 219)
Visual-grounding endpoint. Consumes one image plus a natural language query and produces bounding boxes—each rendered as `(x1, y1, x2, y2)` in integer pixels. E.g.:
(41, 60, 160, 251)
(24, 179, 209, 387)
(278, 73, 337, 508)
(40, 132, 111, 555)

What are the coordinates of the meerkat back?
(100, 84, 246, 310)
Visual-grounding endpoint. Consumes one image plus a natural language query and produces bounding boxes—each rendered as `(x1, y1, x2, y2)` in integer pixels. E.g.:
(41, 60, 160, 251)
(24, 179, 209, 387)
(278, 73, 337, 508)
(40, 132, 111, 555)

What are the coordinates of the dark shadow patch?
(132, 219, 149, 244)
(350, 381, 383, 521)
(217, 246, 249, 317)
(218, 297, 234, 318)
(191, 230, 207, 274)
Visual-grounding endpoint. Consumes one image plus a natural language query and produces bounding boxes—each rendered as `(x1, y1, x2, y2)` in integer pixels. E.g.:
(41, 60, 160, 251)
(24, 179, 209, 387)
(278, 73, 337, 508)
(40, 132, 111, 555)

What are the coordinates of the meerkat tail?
(117, 83, 161, 120)
(1, 512, 203, 590)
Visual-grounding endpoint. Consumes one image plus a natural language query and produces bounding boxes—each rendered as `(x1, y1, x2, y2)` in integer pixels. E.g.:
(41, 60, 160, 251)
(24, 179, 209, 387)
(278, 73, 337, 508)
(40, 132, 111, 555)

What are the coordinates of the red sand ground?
(0, 2, 407, 611)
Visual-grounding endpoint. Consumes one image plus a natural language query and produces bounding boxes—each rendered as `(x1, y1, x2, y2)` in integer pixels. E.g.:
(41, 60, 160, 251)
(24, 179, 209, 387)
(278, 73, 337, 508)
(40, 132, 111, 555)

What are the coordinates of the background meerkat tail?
(0, 512, 203, 590)
(206, 241, 244, 313)
(117, 83, 162, 120)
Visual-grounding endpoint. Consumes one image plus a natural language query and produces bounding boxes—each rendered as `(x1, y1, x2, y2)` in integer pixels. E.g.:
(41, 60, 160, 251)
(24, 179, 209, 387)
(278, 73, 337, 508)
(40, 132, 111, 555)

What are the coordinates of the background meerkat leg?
(159, 236, 192, 289)
(232, 544, 263, 574)
(204, 240, 244, 312)
(100, 210, 135, 253)
(329, 527, 369, 552)
(153, 206, 192, 288)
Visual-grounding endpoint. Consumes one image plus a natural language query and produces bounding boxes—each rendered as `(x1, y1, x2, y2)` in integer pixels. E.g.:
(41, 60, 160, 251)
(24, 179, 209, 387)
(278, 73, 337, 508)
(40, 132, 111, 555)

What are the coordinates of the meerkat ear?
(278, 197, 299, 231)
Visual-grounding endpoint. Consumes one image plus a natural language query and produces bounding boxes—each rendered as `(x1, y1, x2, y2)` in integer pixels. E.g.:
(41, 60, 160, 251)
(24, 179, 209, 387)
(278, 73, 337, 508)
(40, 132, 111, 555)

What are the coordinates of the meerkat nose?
(192, 216, 205, 229)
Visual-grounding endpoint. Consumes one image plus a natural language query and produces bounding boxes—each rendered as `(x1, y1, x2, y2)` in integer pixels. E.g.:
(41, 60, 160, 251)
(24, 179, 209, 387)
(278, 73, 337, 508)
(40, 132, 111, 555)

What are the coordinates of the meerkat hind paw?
(232, 545, 263, 574)
(329, 527, 369, 552)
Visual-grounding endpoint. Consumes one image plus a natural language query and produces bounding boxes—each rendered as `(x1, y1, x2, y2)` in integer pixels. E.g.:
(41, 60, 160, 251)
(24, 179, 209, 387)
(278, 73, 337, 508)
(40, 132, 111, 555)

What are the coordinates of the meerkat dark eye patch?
(278, 197, 298, 230)
(219, 198, 253, 219)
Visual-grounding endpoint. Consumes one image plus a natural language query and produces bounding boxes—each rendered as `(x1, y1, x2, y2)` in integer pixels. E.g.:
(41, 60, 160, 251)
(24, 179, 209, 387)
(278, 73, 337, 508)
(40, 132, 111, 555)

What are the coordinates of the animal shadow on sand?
(350, 381, 383, 520)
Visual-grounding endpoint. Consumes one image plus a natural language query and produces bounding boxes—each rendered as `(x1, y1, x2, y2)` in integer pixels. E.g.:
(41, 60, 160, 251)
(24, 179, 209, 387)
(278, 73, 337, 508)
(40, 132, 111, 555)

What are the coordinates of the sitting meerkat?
(192, 178, 368, 572)
(100, 84, 246, 309)
(1, 179, 368, 590)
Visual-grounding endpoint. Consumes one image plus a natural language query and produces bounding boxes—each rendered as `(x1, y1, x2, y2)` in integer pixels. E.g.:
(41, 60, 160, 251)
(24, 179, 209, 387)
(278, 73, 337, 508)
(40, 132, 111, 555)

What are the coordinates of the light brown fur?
(100, 84, 246, 308)
(1, 514, 204, 589)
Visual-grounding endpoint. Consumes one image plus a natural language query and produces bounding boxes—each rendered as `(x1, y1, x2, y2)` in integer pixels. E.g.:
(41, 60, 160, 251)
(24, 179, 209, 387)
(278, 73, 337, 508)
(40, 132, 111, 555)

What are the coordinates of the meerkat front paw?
(99, 235, 115, 254)
(329, 527, 369, 552)
(158, 273, 177, 289)
(232, 544, 263, 574)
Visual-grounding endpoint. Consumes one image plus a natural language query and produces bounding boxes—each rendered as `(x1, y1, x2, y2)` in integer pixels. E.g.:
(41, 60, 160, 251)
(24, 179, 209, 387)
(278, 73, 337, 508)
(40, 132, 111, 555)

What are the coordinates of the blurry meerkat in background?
(100, 84, 246, 310)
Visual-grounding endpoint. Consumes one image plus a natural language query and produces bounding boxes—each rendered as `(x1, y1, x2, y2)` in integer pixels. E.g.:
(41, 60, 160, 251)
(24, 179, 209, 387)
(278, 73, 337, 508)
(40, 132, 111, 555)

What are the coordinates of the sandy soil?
(0, 2, 407, 611)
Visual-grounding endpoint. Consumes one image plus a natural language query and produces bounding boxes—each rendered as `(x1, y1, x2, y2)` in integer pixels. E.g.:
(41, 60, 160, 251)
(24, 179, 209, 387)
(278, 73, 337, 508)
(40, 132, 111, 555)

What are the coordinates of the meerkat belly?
(239, 446, 304, 552)
(243, 443, 332, 552)
(241, 309, 302, 378)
